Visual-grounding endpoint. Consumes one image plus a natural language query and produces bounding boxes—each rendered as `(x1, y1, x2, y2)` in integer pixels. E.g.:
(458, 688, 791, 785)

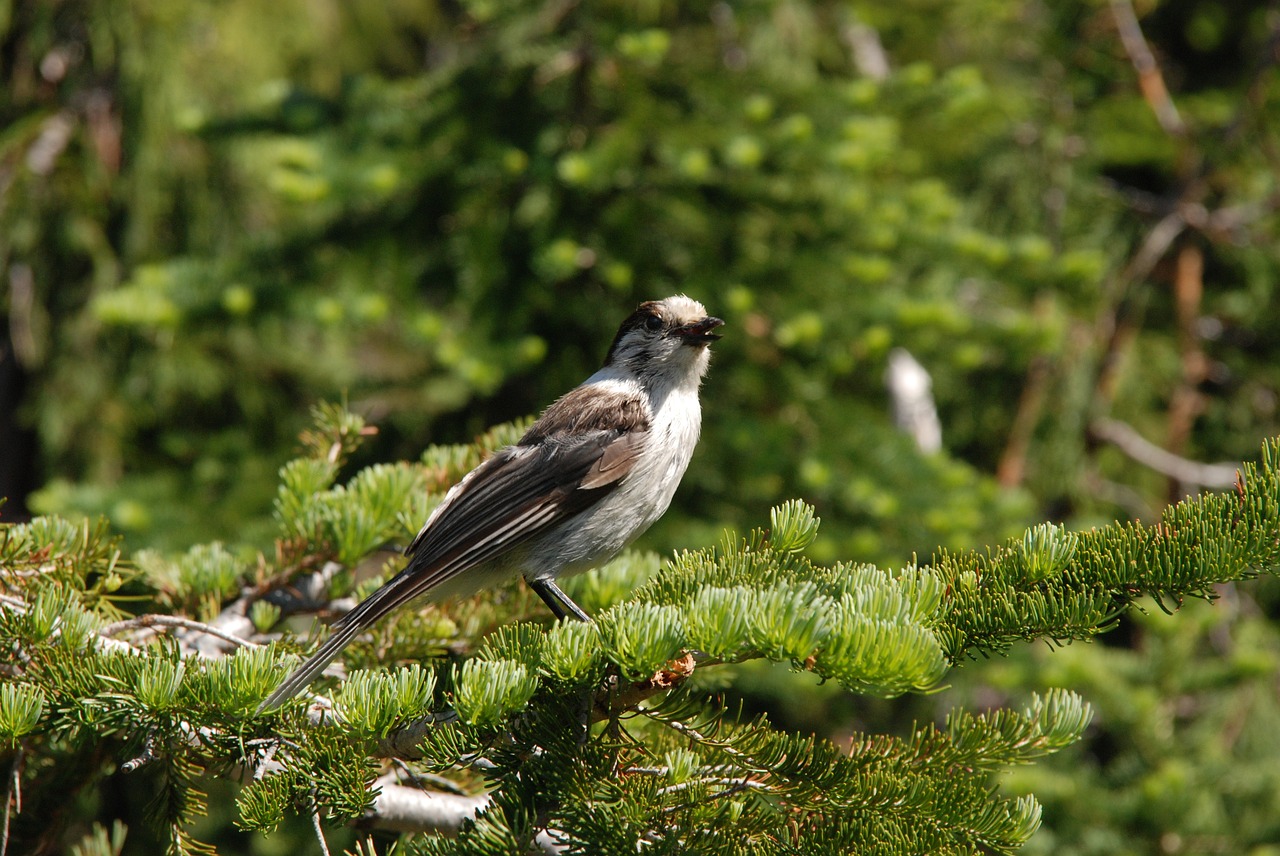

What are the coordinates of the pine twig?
(98, 614, 262, 650)
(311, 806, 332, 856)
(388, 759, 469, 795)
(120, 734, 159, 774)
(592, 652, 698, 724)
(370, 653, 698, 761)
(0, 595, 138, 657)
(1, 746, 22, 856)
(656, 776, 769, 805)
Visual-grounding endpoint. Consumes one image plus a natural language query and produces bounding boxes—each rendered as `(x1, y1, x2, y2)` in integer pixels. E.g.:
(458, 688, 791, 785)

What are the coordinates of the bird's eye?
(644, 315, 663, 332)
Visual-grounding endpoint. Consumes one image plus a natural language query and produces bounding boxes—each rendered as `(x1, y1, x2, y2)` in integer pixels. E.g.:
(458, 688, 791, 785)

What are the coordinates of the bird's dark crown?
(603, 296, 717, 367)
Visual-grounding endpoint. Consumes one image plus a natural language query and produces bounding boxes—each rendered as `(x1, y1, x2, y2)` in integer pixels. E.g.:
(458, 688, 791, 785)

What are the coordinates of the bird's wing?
(334, 385, 650, 632)
(395, 430, 643, 595)
(256, 385, 649, 712)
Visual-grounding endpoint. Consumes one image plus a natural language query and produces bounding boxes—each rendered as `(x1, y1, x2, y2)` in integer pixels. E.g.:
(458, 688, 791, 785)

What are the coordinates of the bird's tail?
(255, 618, 368, 712)
(256, 565, 428, 713)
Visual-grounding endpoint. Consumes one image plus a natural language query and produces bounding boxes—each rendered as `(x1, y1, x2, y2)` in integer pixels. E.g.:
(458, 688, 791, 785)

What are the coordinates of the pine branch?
(370, 653, 697, 761)
(934, 437, 1280, 658)
(7, 404, 1279, 854)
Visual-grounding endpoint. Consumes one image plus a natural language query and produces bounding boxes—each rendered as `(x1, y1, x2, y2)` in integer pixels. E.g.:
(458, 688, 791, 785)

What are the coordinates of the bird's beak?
(674, 316, 725, 345)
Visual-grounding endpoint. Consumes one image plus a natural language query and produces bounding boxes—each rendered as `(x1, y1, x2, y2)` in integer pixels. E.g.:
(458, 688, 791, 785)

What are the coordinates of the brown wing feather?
(579, 430, 646, 489)
(331, 384, 651, 633)
(520, 383, 650, 444)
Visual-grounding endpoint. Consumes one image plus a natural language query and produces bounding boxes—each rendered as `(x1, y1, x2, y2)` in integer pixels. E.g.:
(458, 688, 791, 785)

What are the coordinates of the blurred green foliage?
(4, 0, 1280, 853)
(7, 0, 1280, 563)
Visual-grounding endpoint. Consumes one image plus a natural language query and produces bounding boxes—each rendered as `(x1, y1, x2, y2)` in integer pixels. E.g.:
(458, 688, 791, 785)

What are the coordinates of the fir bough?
(933, 439, 1280, 660)
(2, 413, 1279, 853)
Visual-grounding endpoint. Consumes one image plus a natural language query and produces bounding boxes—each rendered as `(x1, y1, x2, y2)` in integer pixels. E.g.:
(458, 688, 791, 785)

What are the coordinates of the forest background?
(4, 0, 1280, 853)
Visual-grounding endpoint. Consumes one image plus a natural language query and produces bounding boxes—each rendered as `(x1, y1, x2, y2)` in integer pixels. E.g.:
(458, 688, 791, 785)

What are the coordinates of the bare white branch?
(365, 774, 490, 835)
(1092, 419, 1239, 488)
(843, 22, 890, 81)
(363, 775, 566, 852)
(886, 348, 942, 454)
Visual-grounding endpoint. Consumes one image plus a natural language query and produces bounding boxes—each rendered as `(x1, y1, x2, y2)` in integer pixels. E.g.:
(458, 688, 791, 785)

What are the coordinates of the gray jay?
(258, 295, 723, 710)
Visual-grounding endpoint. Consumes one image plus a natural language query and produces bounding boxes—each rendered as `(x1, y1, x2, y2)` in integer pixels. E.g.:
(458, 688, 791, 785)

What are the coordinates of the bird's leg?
(528, 578, 592, 622)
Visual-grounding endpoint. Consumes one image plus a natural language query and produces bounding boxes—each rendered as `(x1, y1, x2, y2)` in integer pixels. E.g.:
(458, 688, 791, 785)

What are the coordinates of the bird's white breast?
(523, 371, 703, 580)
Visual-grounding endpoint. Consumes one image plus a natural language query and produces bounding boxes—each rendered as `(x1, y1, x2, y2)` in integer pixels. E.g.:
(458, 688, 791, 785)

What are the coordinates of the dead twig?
(311, 806, 332, 856)
(1091, 418, 1239, 489)
(98, 614, 262, 650)
(1, 746, 22, 856)
(1165, 243, 1209, 500)
(1110, 0, 1185, 136)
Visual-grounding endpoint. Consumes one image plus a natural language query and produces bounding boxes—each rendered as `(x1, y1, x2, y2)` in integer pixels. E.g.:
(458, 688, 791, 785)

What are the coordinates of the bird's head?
(603, 295, 724, 382)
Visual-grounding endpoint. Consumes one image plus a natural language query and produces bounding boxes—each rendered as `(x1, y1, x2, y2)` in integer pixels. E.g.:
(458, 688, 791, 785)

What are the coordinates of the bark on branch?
(1091, 418, 1239, 488)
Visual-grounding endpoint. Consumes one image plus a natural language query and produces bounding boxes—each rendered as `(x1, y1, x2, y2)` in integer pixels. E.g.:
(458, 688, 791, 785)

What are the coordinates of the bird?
(258, 295, 723, 711)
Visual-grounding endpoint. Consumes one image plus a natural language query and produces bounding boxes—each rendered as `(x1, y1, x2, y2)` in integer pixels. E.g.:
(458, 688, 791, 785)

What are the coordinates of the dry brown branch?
(998, 353, 1052, 488)
(1118, 210, 1187, 297)
(1110, 0, 1185, 136)
(1165, 243, 1209, 499)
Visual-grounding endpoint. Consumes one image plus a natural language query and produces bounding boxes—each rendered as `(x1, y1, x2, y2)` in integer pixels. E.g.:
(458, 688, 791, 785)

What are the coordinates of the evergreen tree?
(2, 408, 1278, 854)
